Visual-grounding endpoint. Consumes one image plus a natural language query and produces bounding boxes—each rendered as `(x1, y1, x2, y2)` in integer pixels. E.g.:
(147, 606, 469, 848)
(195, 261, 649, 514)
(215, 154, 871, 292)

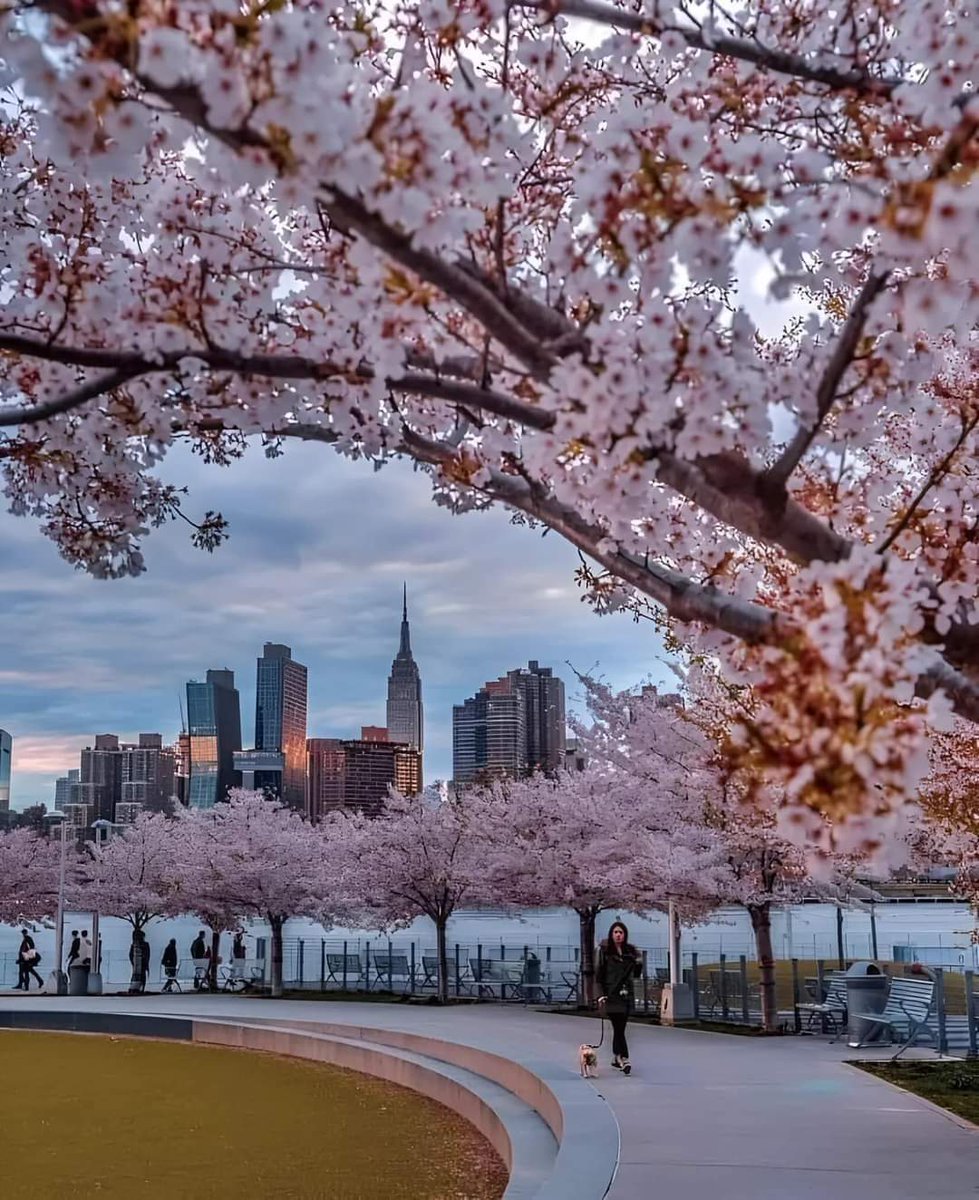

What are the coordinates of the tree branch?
(401, 425, 782, 643)
(512, 0, 902, 94)
(765, 272, 889, 489)
(0, 334, 551, 430)
(0, 366, 146, 427)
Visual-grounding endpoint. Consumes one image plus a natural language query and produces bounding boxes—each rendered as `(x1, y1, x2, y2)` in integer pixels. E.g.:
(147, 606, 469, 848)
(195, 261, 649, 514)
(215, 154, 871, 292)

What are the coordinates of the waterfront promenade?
(3, 995, 976, 1199)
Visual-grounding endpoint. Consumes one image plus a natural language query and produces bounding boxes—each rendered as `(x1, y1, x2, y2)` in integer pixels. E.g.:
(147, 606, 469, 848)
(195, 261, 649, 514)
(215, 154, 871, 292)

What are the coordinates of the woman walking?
(128, 930, 149, 994)
(596, 920, 642, 1075)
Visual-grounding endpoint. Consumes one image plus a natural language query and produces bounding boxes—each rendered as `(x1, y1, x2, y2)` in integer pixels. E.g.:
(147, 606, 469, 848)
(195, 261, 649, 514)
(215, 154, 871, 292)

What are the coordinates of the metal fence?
(264, 937, 585, 1003)
(675, 954, 979, 1057)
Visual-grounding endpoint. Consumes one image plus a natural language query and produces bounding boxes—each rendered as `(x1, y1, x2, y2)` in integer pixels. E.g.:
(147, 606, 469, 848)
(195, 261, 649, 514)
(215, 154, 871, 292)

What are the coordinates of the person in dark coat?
(596, 920, 642, 1075)
(128, 930, 150, 994)
(161, 939, 179, 993)
(15, 930, 38, 991)
(66, 930, 81, 972)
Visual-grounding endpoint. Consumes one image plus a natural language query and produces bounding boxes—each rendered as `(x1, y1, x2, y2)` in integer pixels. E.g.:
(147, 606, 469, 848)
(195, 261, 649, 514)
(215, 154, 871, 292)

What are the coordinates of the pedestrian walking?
(128, 930, 150, 994)
(596, 920, 642, 1076)
(21, 946, 44, 991)
(161, 939, 179, 993)
(190, 930, 208, 991)
(15, 929, 36, 991)
(66, 930, 81, 971)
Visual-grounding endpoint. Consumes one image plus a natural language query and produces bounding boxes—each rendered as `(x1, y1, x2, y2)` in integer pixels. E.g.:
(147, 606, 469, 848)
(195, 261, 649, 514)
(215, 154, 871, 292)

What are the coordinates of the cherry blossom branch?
(0, 366, 147, 427)
(513, 0, 902, 93)
(0, 334, 542, 429)
(400, 426, 782, 643)
(916, 656, 979, 725)
(765, 272, 890, 489)
(876, 410, 979, 555)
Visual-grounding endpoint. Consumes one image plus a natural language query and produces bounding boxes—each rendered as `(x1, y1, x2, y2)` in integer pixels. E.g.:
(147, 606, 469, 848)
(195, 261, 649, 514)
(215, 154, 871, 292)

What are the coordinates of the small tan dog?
(578, 1044, 598, 1077)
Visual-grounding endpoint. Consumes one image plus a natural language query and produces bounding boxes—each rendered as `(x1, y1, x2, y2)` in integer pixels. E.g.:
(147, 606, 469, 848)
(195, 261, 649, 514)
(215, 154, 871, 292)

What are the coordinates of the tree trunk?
(436, 917, 449, 1005)
(748, 902, 777, 1033)
(209, 929, 221, 993)
(578, 908, 598, 1007)
(270, 917, 284, 998)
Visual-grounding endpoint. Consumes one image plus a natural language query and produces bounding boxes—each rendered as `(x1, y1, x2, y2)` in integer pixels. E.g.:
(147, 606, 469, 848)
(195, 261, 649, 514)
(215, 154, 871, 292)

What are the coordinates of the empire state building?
(386, 585, 424, 769)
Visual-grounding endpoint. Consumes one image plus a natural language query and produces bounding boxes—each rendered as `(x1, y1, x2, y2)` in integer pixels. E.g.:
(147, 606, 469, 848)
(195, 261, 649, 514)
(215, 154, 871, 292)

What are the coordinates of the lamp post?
(661, 896, 694, 1025)
(43, 812, 68, 995)
(89, 819, 114, 994)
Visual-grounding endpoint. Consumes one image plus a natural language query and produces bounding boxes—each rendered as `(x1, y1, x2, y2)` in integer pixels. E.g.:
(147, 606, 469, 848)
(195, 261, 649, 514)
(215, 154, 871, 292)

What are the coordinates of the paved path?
(8, 995, 978, 1199)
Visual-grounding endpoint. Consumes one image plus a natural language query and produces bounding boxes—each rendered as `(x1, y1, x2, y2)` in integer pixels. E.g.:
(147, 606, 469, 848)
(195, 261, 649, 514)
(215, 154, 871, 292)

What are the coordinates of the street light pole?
(45, 812, 68, 995)
(89, 819, 113, 995)
(668, 898, 681, 986)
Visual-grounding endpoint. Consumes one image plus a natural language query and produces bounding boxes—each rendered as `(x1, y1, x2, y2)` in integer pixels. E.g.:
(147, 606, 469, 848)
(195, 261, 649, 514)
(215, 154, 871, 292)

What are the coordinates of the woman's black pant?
(608, 1011, 630, 1059)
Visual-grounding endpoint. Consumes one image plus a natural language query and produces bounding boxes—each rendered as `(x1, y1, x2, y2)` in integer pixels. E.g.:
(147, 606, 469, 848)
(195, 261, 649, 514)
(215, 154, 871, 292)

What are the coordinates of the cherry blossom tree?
(0, 828, 64, 925)
(577, 670, 875, 1028)
(181, 790, 341, 997)
(75, 811, 184, 933)
(491, 765, 725, 1005)
(918, 721, 979, 918)
(1, 3, 978, 849)
(349, 788, 496, 1003)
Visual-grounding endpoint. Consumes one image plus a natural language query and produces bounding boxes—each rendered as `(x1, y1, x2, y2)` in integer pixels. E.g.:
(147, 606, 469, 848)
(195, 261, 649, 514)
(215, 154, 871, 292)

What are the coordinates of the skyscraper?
(307, 730, 422, 821)
(512, 661, 567, 774)
(79, 734, 123, 823)
(0, 729, 11, 813)
(386, 586, 423, 771)
(452, 662, 566, 784)
(119, 734, 176, 812)
(187, 669, 242, 810)
(54, 768, 80, 812)
(255, 643, 308, 811)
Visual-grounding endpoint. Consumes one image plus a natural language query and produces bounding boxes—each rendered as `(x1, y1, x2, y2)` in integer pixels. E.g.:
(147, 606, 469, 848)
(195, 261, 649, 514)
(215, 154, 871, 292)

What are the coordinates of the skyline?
(0, 445, 671, 809)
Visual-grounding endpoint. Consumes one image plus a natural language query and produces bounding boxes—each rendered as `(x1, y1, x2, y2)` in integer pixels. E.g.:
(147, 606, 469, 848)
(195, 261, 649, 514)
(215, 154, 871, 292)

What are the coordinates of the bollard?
(691, 954, 700, 1020)
(342, 940, 348, 991)
(720, 954, 729, 1021)
(739, 955, 749, 1024)
(966, 971, 978, 1059)
(791, 959, 802, 1034)
(936, 968, 948, 1057)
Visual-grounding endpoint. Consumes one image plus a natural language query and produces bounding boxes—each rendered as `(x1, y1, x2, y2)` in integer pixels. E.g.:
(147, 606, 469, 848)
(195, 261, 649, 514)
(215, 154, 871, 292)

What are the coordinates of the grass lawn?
(0, 1031, 506, 1200)
(854, 1059, 979, 1126)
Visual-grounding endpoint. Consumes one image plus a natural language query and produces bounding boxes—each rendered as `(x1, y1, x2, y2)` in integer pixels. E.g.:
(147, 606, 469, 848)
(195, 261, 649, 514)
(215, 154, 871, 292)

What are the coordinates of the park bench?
(797, 972, 848, 1038)
(370, 952, 412, 992)
(468, 958, 523, 1000)
(325, 953, 364, 990)
(853, 976, 936, 1059)
(219, 962, 264, 993)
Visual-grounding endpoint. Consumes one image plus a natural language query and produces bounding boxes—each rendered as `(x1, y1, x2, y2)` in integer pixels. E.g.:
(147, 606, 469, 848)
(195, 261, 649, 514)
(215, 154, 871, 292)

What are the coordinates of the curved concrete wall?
(192, 1020, 514, 1172)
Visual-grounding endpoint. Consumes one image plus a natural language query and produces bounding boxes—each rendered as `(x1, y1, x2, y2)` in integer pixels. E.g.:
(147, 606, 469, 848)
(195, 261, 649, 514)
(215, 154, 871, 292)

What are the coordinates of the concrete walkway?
(6, 995, 978, 1199)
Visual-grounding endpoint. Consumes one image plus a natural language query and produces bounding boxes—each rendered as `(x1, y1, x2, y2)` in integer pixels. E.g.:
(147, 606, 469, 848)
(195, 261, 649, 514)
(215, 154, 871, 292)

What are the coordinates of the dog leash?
(587, 1015, 605, 1051)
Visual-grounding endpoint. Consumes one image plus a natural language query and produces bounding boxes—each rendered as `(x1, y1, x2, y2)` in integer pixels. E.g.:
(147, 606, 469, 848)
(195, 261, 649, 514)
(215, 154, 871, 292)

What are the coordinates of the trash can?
(845, 961, 888, 1047)
(68, 964, 89, 997)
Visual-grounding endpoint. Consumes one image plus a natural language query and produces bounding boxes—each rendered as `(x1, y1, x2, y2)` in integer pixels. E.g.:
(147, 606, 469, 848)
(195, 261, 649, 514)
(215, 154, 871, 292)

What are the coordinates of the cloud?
(0, 440, 673, 807)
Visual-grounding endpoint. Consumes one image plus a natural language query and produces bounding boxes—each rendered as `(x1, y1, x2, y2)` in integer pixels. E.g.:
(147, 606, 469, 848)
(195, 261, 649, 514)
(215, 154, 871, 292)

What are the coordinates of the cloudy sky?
(0, 440, 673, 809)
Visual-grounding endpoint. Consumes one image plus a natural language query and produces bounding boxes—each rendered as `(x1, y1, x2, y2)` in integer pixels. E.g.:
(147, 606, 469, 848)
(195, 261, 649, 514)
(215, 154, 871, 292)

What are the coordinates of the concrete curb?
(841, 1060, 979, 1135)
